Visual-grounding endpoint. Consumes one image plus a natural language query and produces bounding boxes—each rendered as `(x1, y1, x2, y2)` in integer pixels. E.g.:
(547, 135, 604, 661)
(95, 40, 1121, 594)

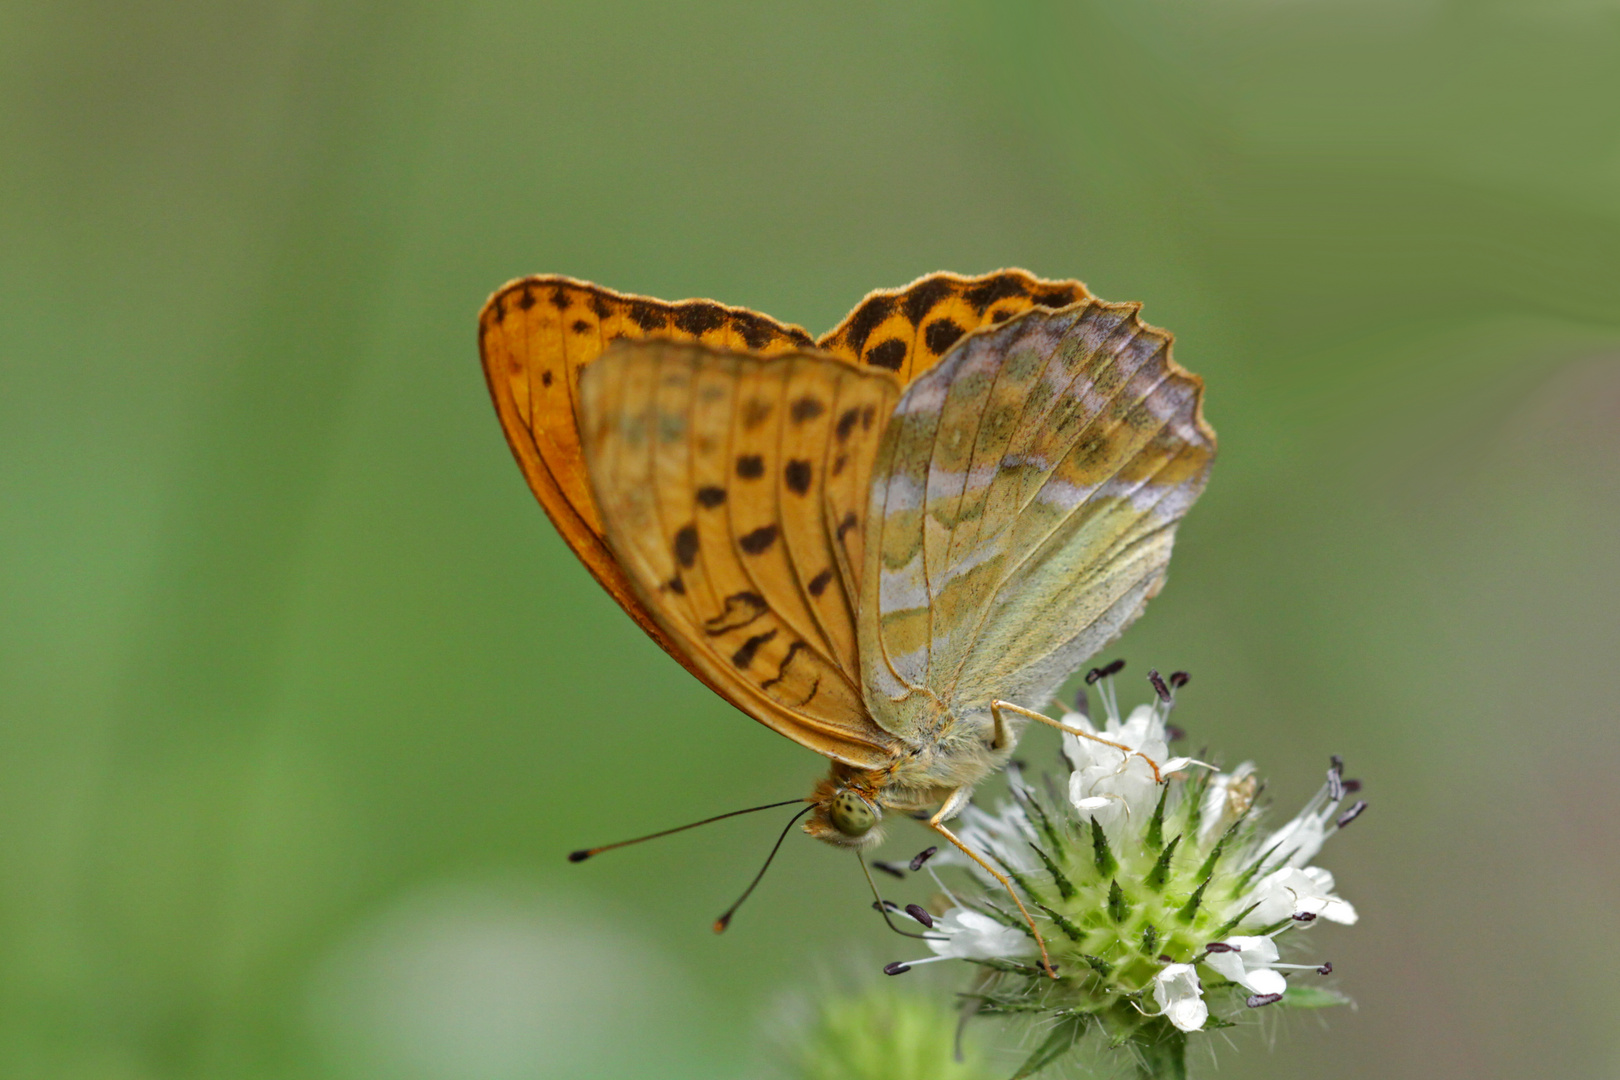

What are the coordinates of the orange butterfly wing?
(477, 269, 1091, 758)
(478, 277, 816, 696)
(578, 341, 902, 766)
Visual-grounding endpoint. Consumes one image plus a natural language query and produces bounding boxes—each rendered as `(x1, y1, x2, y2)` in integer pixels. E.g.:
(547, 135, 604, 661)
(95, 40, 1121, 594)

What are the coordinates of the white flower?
(1198, 762, 1258, 845)
(1062, 704, 1190, 843)
(1244, 866, 1358, 928)
(1151, 964, 1208, 1033)
(925, 908, 1035, 961)
(1203, 936, 1287, 997)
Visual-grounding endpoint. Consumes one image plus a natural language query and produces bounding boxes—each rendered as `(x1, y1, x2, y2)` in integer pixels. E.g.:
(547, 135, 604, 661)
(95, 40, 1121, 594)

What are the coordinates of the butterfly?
(478, 270, 1215, 967)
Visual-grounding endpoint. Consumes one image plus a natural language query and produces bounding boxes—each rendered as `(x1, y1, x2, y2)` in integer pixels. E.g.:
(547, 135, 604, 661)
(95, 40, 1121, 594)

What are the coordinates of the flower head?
(874, 665, 1363, 1077)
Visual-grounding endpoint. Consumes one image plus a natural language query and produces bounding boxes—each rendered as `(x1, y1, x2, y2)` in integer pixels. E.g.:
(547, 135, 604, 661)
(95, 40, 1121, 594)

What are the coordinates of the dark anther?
(1204, 942, 1239, 953)
(883, 961, 912, 976)
(1336, 800, 1368, 828)
(1157, 954, 1175, 964)
(1011, 759, 1028, 772)
(1317, 962, 1334, 976)
(1292, 911, 1317, 923)
(1073, 686, 1090, 717)
(1246, 992, 1284, 1008)
(1165, 724, 1187, 743)
(567, 849, 591, 863)
(910, 846, 938, 871)
(1327, 756, 1345, 800)
(905, 904, 935, 928)
(872, 861, 906, 879)
(1085, 668, 1104, 685)
(1148, 669, 1171, 702)
(1342, 779, 1363, 794)
(1169, 671, 1190, 689)
(1101, 658, 1126, 677)
(872, 900, 900, 913)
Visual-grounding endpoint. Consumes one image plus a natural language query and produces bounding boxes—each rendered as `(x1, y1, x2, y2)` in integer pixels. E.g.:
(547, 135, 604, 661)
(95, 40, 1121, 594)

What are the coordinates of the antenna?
(567, 798, 807, 863)
(712, 802, 816, 933)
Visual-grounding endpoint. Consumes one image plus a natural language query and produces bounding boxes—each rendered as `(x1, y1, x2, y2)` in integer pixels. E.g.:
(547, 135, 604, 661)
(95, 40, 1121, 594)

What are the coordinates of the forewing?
(580, 340, 902, 768)
(478, 276, 814, 688)
(859, 303, 1215, 736)
(818, 269, 1090, 382)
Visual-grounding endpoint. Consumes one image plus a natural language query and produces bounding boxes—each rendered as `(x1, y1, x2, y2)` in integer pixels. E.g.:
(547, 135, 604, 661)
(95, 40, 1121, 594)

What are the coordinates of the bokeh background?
(4, 1, 1619, 1077)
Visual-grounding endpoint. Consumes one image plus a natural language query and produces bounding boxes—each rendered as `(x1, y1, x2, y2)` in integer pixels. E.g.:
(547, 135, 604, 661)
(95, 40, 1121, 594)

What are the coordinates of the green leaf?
(1280, 985, 1352, 1009)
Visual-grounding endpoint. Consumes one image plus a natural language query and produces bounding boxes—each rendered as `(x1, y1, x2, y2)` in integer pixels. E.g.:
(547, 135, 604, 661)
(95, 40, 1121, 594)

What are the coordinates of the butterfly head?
(803, 773, 885, 849)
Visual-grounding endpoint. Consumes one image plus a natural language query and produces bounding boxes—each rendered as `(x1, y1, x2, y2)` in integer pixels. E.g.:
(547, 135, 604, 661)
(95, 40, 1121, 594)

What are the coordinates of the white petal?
(1152, 964, 1207, 1031)
(1244, 968, 1288, 996)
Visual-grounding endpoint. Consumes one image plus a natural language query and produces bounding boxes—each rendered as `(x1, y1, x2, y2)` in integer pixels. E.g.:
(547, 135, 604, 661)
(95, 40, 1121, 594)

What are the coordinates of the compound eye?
(829, 791, 877, 837)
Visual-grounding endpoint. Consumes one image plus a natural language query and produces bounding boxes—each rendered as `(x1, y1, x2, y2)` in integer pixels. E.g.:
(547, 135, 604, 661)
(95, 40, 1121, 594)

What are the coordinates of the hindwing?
(858, 303, 1216, 738)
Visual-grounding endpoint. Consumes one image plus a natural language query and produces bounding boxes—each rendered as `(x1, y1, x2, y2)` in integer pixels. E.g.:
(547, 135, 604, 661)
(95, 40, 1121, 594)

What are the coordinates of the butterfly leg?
(991, 700, 1163, 782)
(928, 789, 1058, 979)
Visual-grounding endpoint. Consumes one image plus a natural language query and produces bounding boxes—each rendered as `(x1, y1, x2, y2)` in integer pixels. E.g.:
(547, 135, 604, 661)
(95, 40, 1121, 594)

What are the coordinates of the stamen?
(1169, 670, 1190, 689)
(1073, 685, 1090, 718)
(872, 860, 907, 879)
(872, 900, 901, 913)
(1246, 992, 1284, 1008)
(1204, 942, 1240, 953)
(883, 961, 911, 976)
(910, 846, 939, 871)
(1336, 800, 1368, 828)
(905, 903, 935, 928)
(1148, 669, 1172, 703)
(1318, 962, 1333, 976)
(1342, 779, 1363, 793)
(1165, 724, 1186, 742)
(1292, 911, 1317, 923)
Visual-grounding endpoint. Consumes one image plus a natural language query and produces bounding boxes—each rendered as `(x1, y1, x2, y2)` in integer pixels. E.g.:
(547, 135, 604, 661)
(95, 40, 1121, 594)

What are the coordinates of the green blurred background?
(4, 1, 1618, 1077)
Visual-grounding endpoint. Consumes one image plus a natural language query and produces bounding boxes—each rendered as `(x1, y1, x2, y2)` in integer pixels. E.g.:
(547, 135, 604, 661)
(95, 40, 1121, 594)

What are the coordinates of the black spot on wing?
(705, 591, 768, 634)
(836, 512, 858, 540)
(517, 285, 536, 310)
(790, 395, 825, 422)
(739, 524, 779, 554)
(541, 370, 553, 387)
(731, 628, 778, 669)
(866, 339, 906, 370)
(665, 575, 685, 595)
(673, 302, 724, 336)
(835, 407, 860, 441)
(902, 277, 954, 325)
(963, 272, 1028, 312)
(589, 295, 613, 318)
(807, 568, 834, 597)
(784, 459, 812, 495)
(628, 301, 667, 331)
(742, 398, 773, 429)
(549, 288, 572, 310)
(734, 313, 776, 350)
(989, 307, 1016, 324)
(696, 485, 727, 508)
(761, 640, 808, 691)
(736, 454, 765, 479)
(842, 295, 894, 354)
(924, 318, 965, 355)
(1033, 287, 1080, 308)
(674, 523, 699, 568)
(571, 319, 590, 334)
